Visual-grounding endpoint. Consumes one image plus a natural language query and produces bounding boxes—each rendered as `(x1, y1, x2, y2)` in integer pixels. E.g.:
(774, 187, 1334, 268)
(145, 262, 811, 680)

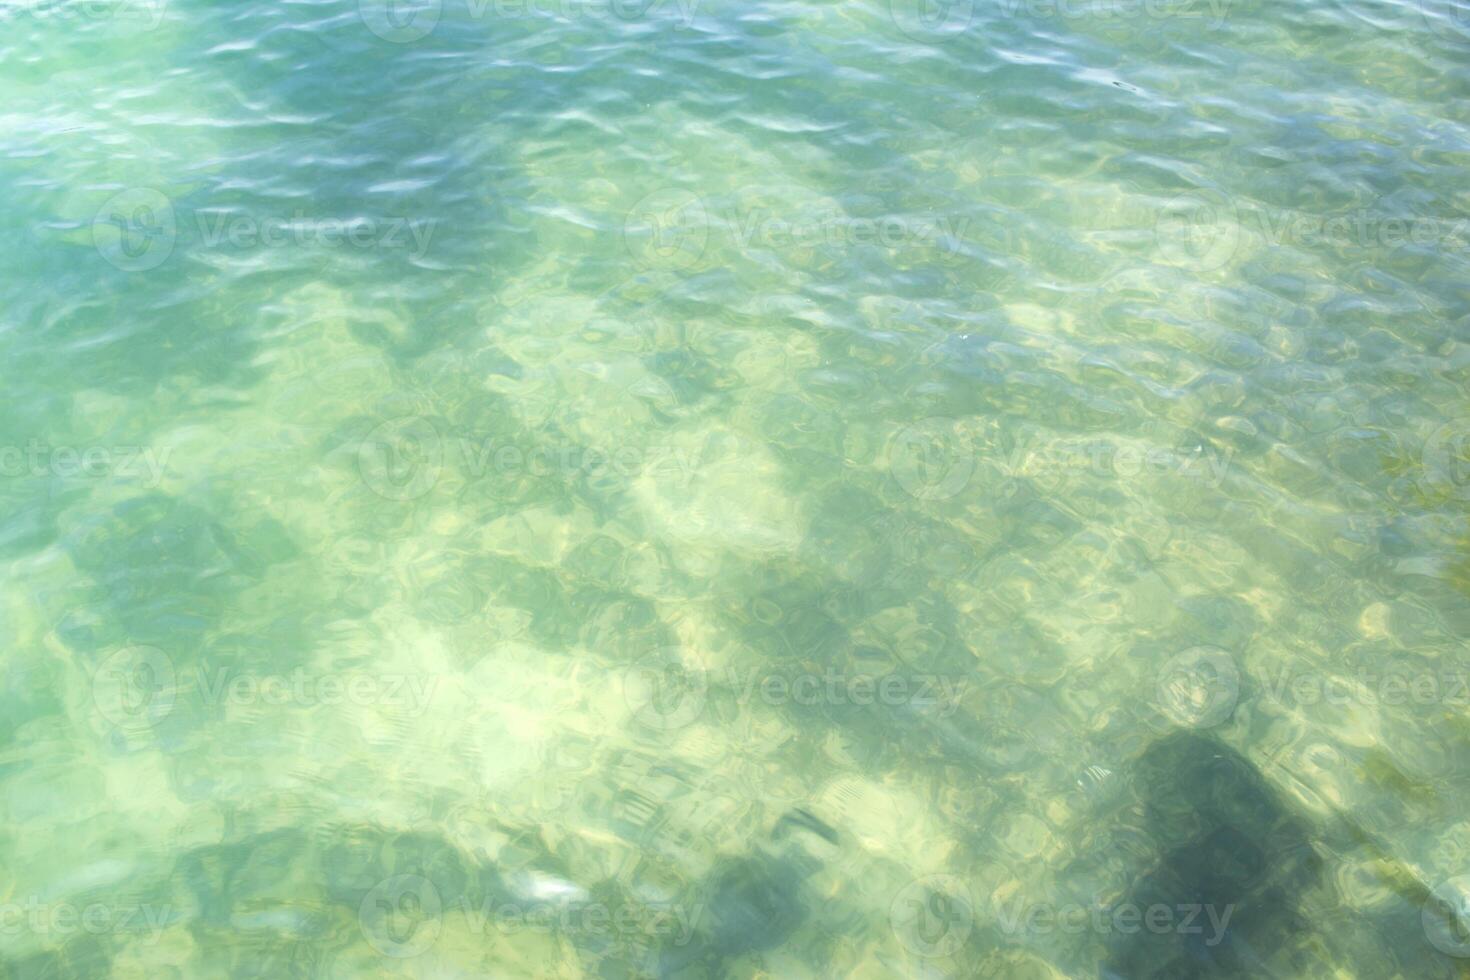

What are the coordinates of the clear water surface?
(1, 0, 1469, 976)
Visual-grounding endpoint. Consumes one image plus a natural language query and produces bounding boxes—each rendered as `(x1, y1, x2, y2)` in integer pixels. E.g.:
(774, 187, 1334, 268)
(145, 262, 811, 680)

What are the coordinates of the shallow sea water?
(3, 0, 1470, 976)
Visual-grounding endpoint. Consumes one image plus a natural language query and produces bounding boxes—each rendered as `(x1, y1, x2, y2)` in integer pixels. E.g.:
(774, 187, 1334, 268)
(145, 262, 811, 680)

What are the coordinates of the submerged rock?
(1099, 732, 1321, 978)
(656, 808, 837, 978)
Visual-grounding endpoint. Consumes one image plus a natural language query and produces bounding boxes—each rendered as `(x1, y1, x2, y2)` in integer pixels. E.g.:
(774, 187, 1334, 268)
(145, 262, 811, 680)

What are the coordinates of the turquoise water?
(3, 0, 1470, 975)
